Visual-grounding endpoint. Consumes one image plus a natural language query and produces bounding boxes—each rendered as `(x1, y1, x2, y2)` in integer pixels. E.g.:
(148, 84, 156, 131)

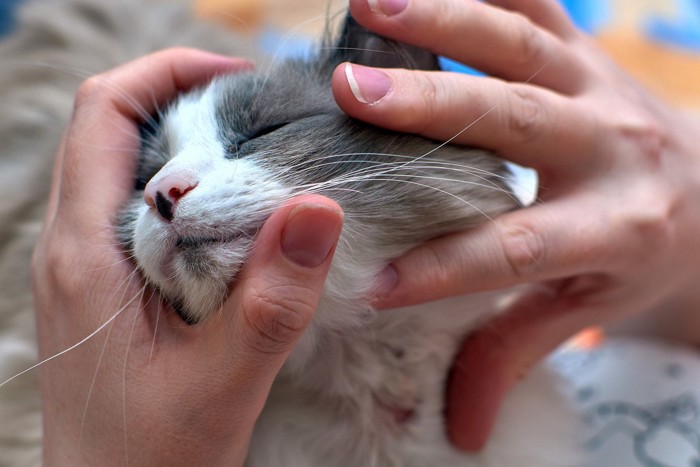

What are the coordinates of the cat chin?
(147, 261, 241, 325)
(159, 273, 232, 324)
(150, 246, 249, 324)
(134, 211, 252, 324)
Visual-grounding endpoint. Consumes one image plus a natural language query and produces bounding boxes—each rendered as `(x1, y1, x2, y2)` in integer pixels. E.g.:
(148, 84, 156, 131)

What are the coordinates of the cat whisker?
(0, 282, 146, 390)
(148, 299, 163, 366)
(296, 176, 499, 223)
(286, 165, 514, 197)
(24, 62, 160, 127)
(317, 46, 395, 55)
(61, 119, 145, 163)
(122, 284, 153, 466)
(254, 11, 334, 107)
(79, 267, 140, 448)
(273, 151, 515, 184)
(290, 178, 511, 202)
(78, 313, 114, 450)
(289, 159, 511, 186)
(84, 254, 137, 273)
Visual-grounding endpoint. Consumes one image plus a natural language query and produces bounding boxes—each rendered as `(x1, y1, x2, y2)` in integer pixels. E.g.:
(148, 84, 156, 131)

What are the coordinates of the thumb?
(226, 194, 344, 381)
(446, 284, 593, 451)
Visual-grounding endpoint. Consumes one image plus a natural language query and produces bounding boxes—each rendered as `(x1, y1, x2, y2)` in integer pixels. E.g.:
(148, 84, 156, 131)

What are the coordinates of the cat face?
(117, 16, 519, 324)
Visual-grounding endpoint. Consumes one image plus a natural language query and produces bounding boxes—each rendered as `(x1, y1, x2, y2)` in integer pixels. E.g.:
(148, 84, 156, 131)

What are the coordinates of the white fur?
(165, 85, 221, 157)
(136, 83, 292, 321)
(249, 295, 580, 467)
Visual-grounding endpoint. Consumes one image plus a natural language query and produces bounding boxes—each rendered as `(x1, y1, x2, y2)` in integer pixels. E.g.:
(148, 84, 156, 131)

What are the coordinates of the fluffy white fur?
(135, 83, 293, 322)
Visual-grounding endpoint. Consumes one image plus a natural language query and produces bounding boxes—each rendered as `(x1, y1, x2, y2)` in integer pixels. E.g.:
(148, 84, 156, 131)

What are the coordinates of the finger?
(74, 48, 253, 121)
(57, 49, 252, 231)
(220, 195, 344, 389)
(487, 0, 578, 38)
(446, 286, 594, 451)
(349, 0, 586, 92)
(373, 197, 615, 309)
(333, 65, 600, 173)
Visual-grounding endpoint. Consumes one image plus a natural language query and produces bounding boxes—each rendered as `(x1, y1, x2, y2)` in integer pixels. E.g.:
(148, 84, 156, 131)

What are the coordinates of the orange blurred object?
(194, 0, 266, 31)
(566, 327, 606, 351)
(598, 30, 700, 110)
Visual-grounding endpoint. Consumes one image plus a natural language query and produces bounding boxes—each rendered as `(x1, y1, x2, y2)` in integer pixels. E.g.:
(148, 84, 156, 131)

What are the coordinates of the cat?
(0, 0, 580, 466)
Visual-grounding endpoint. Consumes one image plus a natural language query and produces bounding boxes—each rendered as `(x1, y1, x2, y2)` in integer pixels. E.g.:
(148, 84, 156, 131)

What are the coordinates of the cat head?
(118, 14, 518, 324)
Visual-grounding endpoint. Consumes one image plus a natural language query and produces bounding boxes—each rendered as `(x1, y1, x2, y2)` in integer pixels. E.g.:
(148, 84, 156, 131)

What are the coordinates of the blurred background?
(1, 0, 699, 108)
(203, 0, 700, 110)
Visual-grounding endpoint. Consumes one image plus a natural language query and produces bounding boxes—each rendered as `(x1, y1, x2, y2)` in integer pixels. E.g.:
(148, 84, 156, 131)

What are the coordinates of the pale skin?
(331, 0, 700, 452)
(32, 49, 344, 466)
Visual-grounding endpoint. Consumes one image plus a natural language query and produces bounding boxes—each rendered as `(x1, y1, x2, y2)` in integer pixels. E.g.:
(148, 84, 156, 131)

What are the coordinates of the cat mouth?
(170, 298, 199, 325)
(174, 229, 257, 249)
(175, 236, 225, 248)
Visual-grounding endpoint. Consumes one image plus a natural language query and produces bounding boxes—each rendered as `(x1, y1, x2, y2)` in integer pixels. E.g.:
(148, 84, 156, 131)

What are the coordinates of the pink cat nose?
(144, 174, 197, 222)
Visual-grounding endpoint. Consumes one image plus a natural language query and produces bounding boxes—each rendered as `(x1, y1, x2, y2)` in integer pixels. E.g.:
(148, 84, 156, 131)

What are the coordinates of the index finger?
(372, 197, 615, 308)
(54, 49, 252, 230)
(333, 66, 601, 174)
(349, 0, 585, 92)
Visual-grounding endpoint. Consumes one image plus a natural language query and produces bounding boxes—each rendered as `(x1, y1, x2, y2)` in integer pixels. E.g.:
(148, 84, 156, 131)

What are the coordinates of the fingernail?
(282, 204, 343, 268)
(345, 63, 392, 105)
(367, 0, 408, 16)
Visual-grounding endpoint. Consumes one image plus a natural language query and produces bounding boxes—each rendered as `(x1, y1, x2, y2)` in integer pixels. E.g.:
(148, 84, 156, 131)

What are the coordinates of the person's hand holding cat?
(32, 49, 343, 465)
(333, 0, 700, 452)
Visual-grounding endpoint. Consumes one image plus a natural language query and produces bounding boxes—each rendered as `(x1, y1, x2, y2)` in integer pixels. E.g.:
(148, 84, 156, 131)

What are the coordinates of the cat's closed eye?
(228, 122, 290, 156)
(249, 122, 290, 139)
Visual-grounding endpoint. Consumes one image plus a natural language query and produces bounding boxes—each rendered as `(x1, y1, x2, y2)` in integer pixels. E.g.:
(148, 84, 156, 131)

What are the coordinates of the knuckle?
(507, 85, 545, 145)
(609, 111, 668, 167)
(431, 1, 458, 34)
(31, 236, 80, 301)
(30, 245, 49, 295)
(240, 284, 316, 355)
(397, 73, 439, 134)
(498, 220, 547, 279)
(149, 47, 202, 71)
(510, 14, 548, 68)
(414, 241, 465, 295)
(74, 75, 107, 109)
(156, 46, 201, 60)
(633, 121, 666, 167)
(623, 195, 674, 250)
(417, 76, 439, 133)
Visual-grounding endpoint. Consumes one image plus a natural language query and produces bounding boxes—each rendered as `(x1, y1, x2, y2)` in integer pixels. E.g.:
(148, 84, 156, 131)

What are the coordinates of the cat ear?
(328, 13, 439, 70)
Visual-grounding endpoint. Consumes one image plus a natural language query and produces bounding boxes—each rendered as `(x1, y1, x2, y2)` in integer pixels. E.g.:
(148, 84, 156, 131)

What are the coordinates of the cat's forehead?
(213, 62, 335, 130)
(158, 60, 340, 159)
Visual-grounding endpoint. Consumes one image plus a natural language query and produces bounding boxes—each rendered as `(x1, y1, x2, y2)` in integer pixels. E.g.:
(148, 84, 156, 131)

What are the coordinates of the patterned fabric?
(552, 337, 700, 466)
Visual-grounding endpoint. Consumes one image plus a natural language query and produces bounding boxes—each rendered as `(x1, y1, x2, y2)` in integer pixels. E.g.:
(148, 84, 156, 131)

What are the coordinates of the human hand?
(332, 0, 700, 451)
(31, 49, 343, 466)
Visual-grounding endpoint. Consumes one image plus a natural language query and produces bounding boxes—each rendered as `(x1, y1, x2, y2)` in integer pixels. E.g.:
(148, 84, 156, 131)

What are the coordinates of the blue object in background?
(259, 28, 314, 60)
(438, 57, 484, 76)
(645, 0, 700, 52)
(558, 0, 611, 34)
(440, 1, 611, 76)
(0, 0, 22, 37)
